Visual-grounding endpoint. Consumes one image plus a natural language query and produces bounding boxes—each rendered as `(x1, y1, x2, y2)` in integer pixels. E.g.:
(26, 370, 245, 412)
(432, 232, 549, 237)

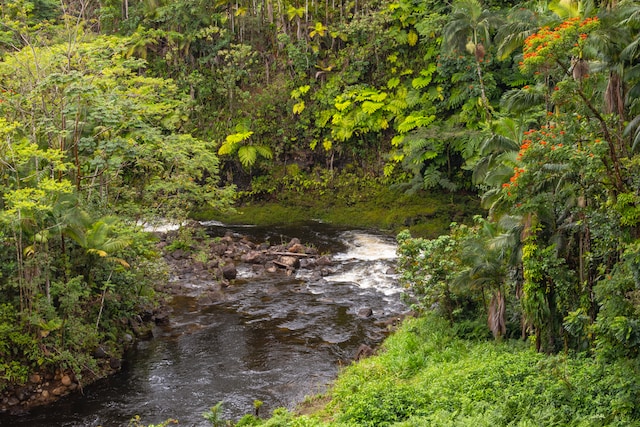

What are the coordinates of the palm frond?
(500, 88, 545, 114)
(480, 133, 520, 155)
(495, 9, 538, 60)
(625, 114, 640, 152)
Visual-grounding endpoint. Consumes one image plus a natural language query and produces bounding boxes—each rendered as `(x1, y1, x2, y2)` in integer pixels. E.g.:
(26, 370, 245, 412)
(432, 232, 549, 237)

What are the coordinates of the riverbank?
(231, 315, 640, 426)
(194, 178, 480, 239)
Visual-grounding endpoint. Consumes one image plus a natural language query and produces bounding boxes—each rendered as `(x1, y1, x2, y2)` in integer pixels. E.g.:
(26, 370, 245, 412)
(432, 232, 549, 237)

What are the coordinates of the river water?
(2, 222, 406, 427)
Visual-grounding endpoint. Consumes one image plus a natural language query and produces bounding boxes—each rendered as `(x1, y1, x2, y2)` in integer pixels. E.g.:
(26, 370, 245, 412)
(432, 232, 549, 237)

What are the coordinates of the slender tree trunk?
(475, 60, 491, 122)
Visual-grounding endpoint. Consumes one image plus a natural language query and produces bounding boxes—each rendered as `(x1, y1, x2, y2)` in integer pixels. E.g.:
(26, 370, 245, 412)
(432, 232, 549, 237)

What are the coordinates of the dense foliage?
(394, 0, 640, 360)
(2, 0, 640, 422)
(0, 1, 234, 390)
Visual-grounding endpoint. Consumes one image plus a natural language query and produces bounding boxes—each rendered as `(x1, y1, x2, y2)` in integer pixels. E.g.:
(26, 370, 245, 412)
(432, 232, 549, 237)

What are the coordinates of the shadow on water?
(1, 222, 406, 427)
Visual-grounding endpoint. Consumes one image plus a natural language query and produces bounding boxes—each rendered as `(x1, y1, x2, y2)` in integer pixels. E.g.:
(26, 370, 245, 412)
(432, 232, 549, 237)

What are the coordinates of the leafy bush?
(319, 315, 640, 427)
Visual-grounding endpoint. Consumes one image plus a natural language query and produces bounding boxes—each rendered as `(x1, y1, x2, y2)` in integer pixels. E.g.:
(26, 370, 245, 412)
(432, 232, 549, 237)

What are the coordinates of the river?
(1, 222, 406, 427)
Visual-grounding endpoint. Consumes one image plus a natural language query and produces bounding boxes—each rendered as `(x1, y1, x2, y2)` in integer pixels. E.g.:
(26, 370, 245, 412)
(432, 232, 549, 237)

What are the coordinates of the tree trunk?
(488, 290, 506, 339)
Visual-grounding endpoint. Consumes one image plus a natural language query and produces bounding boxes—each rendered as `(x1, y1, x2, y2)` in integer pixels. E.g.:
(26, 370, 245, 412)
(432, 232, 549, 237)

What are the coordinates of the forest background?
(1, 0, 640, 424)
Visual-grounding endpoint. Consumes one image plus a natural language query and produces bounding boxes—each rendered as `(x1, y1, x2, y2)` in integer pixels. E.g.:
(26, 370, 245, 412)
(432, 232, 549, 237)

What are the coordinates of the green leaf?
(361, 101, 384, 114)
(293, 101, 306, 115)
(397, 113, 436, 133)
(291, 85, 310, 99)
(408, 30, 419, 46)
(238, 145, 258, 168)
(412, 76, 432, 89)
(335, 100, 352, 111)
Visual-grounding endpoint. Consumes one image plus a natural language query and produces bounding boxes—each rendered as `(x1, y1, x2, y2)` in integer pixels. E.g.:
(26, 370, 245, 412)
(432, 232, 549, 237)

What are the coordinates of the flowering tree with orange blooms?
(518, 16, 627, 191)
(519, 17, 599, 75)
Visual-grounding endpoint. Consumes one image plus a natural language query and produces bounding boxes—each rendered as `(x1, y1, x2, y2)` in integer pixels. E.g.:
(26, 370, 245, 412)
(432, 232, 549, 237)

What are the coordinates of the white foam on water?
(137, 219, 184, 233)
(324, 231, 400, 295)
(332, 231, 397, 261)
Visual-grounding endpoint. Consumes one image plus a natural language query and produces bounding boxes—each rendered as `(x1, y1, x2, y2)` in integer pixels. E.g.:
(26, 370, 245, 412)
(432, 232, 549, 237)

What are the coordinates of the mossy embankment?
(196, 175, 480, 238)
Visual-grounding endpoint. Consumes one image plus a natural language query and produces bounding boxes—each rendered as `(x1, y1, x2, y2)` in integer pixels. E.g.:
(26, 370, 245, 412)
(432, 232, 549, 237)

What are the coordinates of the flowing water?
(2, 222, 406, 427)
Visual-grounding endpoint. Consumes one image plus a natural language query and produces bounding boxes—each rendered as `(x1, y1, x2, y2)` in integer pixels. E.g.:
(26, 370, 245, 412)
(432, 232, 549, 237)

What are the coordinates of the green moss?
(194, 180, 480, 238)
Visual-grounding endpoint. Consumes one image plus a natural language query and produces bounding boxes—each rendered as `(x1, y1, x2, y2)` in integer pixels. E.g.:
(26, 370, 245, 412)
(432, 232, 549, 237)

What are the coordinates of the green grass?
(241, 315, 640, 427)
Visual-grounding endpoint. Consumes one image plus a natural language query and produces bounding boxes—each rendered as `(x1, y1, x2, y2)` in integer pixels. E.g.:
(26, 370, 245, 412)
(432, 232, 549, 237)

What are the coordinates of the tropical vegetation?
(1, 0, 640, 424)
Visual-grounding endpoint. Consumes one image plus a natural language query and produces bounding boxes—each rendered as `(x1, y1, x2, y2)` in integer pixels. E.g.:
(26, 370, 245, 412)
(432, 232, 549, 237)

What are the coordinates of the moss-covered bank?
(196, 175, 480, 238)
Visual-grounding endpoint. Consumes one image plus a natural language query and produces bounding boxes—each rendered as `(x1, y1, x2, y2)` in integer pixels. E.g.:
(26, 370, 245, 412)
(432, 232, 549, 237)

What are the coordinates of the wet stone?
(276, 256, 300, 269)
(109, 358, 122, 370)
(358, 307, 374, 318)
(94, 346, 109, 359)
(51, 387, 67, 397)
(222, 263, 237, 280)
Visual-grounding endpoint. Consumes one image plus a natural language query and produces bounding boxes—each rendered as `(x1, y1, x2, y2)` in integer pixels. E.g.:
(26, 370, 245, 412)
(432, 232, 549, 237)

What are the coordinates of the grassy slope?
(238, 316, 640, 427)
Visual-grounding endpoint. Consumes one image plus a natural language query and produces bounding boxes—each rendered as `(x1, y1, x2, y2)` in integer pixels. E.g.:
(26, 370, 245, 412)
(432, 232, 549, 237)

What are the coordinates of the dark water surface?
(1, 222, 406, 427)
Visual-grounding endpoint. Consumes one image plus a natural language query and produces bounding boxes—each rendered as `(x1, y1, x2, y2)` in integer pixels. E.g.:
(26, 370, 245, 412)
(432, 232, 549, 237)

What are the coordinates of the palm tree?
(442, 0, 502, 121)
(591, 2, 640, 156)
(456, 217, 514, 339)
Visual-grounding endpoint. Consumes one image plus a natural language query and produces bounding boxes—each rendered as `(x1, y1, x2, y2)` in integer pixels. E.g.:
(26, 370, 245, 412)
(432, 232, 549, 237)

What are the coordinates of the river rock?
(153, 308, 171, 325)
(299, 258, 316, 268)
(276, 255, 300, 270)
(170, 249, 188, 260)
(265, 262, 278, 273)
(15, 386, 30, 401)
(210, 242, 227, 256)
(41, 390, 49, 399)
(354, 344, 374, 360)
(221, 263, 237, 280)
(61, 375, 72, 386)
(288, 243, 306, 254)
(51, 386, 67, 397)
(93, 345, 109, 359)
(109, 357, 122, 370)
(316, 255, 332, 266)
(6, 397, 19, 406)
(241, 250, 265, 264)
(29, 374, 41, 384)
(287, 238, 301, 248)
(357, 307, 374, 318)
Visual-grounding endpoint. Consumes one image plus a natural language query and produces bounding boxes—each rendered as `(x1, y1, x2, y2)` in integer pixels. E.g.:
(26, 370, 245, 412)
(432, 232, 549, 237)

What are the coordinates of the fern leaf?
(238, 146, 257, 168)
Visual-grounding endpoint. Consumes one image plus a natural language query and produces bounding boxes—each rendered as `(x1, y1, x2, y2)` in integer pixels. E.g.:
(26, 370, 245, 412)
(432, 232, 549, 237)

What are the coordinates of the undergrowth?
(234, 315, 640, 427)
